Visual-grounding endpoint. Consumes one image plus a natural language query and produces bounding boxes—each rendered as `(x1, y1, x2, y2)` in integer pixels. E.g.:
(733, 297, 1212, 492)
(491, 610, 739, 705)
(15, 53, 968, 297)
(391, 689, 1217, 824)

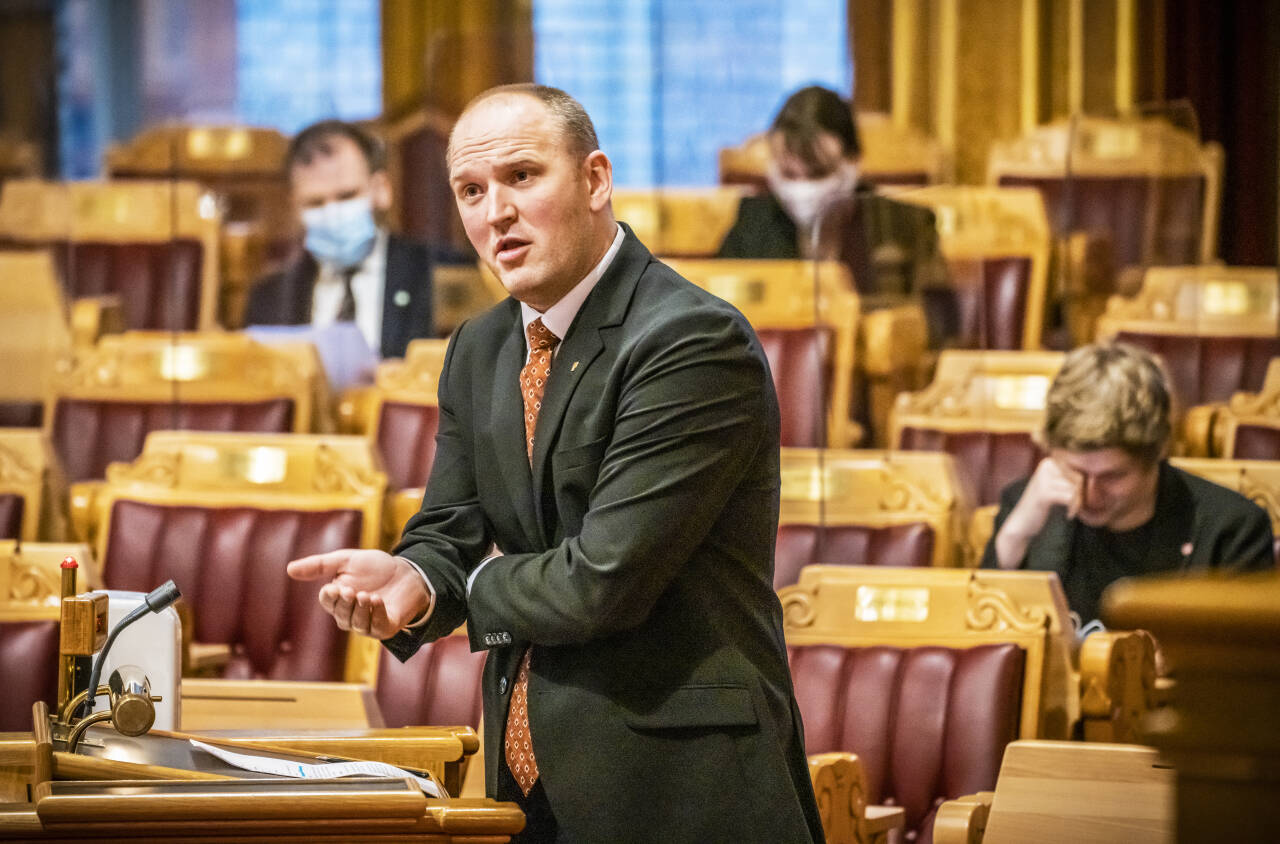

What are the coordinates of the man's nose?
(485, 186, 516, 226)
(1081, 477, 1103, 508)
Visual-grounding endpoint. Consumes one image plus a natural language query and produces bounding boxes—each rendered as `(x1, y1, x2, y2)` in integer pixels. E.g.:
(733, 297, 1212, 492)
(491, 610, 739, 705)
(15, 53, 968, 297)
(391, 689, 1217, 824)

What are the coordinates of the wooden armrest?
(860, 304, 927, 377)
(336, 385, 377, 435)
(864, 804, 905, 843)
(69, 295, 125, 349)
(67, 481, 104, 545)
(1180, 402, 1221, 457)
(1079, 628, 1158, 743)
(933, 792, 994, 844)
(967, 504, 998, 567)
(808, 751, 879, 844)
(186, 642, 233, 677)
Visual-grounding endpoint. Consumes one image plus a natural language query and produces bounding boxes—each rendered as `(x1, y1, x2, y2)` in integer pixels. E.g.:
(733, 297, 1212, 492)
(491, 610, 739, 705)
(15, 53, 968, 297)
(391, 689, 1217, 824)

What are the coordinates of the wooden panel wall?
(381, 0, 533, 121)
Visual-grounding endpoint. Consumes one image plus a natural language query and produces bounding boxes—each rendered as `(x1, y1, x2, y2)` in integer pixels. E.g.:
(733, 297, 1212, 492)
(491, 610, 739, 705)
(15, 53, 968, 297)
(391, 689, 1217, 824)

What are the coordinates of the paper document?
(190, 738, 442, 797)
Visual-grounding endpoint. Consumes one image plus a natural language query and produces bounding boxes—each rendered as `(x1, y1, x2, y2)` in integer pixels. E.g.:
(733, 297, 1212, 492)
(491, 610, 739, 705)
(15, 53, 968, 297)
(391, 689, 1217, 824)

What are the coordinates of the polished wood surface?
(0, 715, 521, 841)
(0, 251, 73, 413)
(611, 187, 746, 257)
(1104, 572, 1280, 843)
(179, 678, 382, 731)
(935, 740, 1173, 844)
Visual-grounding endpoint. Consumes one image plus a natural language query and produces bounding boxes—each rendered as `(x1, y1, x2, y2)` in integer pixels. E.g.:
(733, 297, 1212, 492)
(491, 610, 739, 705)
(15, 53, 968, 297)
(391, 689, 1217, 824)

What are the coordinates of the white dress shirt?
(310, 228, 388, 353)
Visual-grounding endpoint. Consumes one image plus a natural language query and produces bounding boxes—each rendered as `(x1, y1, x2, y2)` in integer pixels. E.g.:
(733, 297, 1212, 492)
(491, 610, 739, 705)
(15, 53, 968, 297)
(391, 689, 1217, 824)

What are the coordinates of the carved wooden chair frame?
(894, 185, 1052, 350)
(0, 179, 222, 331)
(779, 447, 972, 568)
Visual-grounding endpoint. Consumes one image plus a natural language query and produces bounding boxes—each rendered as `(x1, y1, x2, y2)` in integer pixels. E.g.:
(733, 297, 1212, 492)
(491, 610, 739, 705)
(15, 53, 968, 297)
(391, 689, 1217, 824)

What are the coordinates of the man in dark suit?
(244, 120, 440, 359)
(983, 342, 1273, 628)
(287, 85, 824, 842)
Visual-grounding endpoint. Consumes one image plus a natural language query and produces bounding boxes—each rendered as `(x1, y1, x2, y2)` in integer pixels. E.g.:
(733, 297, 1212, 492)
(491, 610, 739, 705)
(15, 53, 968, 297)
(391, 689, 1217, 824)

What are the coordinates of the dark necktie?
(504, 317, 560, 795)
(335, 267, 358, 322)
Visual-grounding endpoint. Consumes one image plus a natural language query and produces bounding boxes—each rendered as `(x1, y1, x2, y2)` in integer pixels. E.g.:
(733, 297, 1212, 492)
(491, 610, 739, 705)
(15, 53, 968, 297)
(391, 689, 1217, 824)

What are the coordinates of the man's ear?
(584, 150, 613, 213)
(369, 170, 394, 214)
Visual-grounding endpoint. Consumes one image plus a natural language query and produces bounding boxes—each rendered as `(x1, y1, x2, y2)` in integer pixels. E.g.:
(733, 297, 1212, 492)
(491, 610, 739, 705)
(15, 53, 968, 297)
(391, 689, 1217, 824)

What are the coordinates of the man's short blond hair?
(1043, 342, 1172, 464)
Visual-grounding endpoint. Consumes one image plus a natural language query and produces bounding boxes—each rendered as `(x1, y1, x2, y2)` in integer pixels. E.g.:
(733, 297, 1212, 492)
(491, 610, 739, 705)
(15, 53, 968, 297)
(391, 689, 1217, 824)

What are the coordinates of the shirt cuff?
(400, 556, 437, 630)
(466, 553, 502, 596)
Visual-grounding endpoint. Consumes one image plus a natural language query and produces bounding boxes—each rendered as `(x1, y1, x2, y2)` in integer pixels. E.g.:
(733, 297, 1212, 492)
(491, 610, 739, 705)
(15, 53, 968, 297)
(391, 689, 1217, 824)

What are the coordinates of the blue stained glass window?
(534, 0, 850, 186)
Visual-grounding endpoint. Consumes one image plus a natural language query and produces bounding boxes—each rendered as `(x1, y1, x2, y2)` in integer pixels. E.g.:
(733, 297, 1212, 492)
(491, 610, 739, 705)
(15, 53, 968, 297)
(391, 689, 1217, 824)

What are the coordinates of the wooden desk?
(180, 678, 383, 731)
(0, 705, 521, 841)
(935, 740, 1173, 844)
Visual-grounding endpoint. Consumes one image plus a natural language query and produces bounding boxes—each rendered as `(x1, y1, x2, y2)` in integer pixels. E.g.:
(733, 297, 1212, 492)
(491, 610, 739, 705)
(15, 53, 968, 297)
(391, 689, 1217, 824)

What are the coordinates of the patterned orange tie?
(504, 317, 559, 795)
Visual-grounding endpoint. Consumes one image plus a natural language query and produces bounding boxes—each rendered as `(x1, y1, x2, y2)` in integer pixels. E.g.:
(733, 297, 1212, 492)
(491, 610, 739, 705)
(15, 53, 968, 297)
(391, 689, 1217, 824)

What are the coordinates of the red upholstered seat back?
(789, 642, 1025, 840)
(897, 428, 1042, 506)
(0, 401, 42, 427)
(774, 524, 935, 589)
(926, 257, 1032, 350)
(0, 619, 59, 731)
(998, 175, 1204, 270)
(0, 494, 22, 540)
(1115, 332, 1280, 407)
(756, 327, 832, 448)
(376, 402, 441, 490)
(50, 240, 205, 331)
(102, 500, 360, 681)
(1230, 423, 1280, 460)
(52, 399, 295, 483)
(374, 634, 487, 729)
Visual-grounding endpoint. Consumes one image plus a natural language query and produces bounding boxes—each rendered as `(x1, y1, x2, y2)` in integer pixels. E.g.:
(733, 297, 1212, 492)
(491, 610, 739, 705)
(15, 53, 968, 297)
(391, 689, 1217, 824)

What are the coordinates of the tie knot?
(526, 317, 560, 352)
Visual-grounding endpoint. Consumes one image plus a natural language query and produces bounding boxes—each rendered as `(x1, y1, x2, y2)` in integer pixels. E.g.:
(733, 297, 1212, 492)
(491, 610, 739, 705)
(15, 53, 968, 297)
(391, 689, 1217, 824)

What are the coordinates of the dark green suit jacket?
(386, 227, 823, 842)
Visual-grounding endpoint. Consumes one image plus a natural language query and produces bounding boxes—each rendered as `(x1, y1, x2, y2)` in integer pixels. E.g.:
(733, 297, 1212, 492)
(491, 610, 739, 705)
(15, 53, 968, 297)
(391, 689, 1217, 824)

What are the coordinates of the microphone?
(77, 580, 182, 719)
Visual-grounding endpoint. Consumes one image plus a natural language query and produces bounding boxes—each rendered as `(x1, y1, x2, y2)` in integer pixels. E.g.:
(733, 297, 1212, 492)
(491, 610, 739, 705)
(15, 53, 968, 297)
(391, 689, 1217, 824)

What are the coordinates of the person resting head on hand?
(982, 341, 1275, 629)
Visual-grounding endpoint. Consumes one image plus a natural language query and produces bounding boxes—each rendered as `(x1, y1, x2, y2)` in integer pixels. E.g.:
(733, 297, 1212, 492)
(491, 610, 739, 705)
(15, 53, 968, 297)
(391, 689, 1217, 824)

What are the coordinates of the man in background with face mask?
(245, 120, 446, 359)
(719, 86, 946, 301)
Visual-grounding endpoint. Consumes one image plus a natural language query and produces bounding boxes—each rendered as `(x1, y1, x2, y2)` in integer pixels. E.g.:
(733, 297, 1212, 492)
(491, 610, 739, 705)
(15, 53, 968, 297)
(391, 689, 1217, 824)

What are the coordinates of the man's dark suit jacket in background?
(385, 225, 824, 842)
(982, 462, 1275, 624)
(244, 233, 440, 359)
(718, 182, 947, 300)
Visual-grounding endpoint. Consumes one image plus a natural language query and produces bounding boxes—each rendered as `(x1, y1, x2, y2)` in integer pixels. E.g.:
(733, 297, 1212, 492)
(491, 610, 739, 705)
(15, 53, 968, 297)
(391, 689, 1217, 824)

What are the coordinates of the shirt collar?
(520, 223, 624, 346)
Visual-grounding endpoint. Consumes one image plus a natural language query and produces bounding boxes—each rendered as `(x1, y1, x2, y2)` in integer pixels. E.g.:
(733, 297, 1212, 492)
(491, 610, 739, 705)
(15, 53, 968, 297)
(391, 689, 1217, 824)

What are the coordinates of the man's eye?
(513, 170, 529, 182)
(461, 185, 481, 199)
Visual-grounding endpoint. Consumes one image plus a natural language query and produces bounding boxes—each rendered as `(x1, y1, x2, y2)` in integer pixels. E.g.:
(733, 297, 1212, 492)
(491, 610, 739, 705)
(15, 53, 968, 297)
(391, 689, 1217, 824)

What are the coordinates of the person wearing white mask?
(246, 120, 454, 359)
(719, 86, 946, 301)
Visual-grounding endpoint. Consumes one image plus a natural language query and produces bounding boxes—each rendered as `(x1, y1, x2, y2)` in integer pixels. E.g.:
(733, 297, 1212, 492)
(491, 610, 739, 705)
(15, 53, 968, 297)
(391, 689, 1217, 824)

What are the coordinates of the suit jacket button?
(498, 676, 509, 695)
(393, 289, 411, 307)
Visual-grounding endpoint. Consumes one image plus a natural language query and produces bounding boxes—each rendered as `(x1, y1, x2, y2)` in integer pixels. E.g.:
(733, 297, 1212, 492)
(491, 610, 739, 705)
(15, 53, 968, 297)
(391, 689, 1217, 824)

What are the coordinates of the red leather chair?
(781, 565, 1082, 844)
(888, 351, 1062, 507)
(896, 428, 1043, 509)
(1095, 267, 1280, 456)
(72, 432, 386, 682)
(47, 332, 319, 483)
(790, 642, 1023, 840)
(897, 186, 1052, 352)
(0, 180, 221, 332)
(773, 449, 970, 588)
(372, 633, 487, 729)
(0, 618, 59, 731)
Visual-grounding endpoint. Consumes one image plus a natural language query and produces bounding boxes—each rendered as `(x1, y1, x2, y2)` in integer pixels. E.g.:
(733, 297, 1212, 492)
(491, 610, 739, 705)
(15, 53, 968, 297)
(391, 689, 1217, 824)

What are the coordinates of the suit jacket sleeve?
(401, 297, 775, 649)
(1203, 495, 1275, 572)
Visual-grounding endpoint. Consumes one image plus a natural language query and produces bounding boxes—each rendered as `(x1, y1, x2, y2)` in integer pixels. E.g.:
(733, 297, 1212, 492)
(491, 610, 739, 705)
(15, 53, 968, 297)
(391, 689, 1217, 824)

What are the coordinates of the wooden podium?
(0, 703, 524, 841)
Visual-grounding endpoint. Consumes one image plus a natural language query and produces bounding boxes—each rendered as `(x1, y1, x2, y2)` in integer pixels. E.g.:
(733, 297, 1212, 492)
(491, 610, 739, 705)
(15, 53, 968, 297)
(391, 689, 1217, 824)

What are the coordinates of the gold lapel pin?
(571, 361, 579, 372)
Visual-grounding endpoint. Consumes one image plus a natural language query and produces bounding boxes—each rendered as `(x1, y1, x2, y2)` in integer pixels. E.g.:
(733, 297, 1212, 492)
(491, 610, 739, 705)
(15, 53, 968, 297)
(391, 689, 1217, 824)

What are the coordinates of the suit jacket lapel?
(491, 305, 542, 549)
(529, 228, 651, 531)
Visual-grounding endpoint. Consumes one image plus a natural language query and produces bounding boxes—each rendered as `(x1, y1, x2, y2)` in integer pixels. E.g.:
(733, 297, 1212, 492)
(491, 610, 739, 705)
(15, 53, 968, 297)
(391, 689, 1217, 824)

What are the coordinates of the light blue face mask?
(301, 195, 378, 269)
